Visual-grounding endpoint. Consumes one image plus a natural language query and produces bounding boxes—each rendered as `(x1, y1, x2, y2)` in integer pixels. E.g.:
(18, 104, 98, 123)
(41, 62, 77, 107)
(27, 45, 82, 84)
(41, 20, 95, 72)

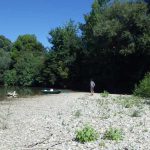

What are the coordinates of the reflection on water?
(0, 86, 73, 101)
(0, 87, 42, 101)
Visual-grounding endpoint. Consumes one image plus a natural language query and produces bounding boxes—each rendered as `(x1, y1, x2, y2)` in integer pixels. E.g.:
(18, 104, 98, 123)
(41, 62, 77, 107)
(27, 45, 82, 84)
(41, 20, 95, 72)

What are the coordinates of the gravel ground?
(0, 92, 150, 150)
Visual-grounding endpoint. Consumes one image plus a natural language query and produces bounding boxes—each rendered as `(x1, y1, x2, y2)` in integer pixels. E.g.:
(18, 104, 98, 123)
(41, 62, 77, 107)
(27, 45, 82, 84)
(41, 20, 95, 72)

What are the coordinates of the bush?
(75, 125, 98, 143)
(100, 90, 109, 97)
(4, 70, 17, 86)
(131, 110, 141, 117)
(134, 73, 150, 98)
(120, 96, 141, 108)
(103, 128, 123, 141)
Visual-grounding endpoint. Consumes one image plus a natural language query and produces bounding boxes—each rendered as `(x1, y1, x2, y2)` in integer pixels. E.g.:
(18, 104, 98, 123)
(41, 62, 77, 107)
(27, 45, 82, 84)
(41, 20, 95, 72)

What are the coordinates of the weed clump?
(75, 125, 98, 143)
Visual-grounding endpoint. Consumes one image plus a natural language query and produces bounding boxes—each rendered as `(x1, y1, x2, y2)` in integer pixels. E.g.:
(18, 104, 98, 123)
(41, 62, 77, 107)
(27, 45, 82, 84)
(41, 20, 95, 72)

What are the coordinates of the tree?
(14, 52, 43, 86)
(0, 35, 12, 51)
(11, 34, 45, 63)
(80, 1, 150, 92)
(5, 34, 46, 86)
(41, 21, 82, 87)
(0, 35, 12, 84)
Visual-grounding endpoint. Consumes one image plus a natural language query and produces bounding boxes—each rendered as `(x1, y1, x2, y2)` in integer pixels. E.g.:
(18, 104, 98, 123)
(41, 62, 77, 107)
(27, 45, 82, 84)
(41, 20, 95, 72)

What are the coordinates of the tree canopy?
(1, 1, 150, 93)
(4, 34, 46, 86)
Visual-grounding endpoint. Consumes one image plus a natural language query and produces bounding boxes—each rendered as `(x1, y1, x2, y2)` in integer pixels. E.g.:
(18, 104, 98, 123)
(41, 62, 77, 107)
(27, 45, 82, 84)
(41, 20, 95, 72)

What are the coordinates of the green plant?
(75, 125, 98, 143)
(4, 70, 17, 86)
(103, 128, 123, 141)
(100, 90, 109, 97)
(131, 110, 141, 117)
(74, 110, 82, 118)
(134, 73, 150, 98)
(120, 96, 142, 108)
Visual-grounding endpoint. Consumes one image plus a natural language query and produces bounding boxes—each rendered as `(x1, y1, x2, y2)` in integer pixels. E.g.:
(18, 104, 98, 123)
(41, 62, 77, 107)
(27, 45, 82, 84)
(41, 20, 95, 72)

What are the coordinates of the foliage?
(41, 20, 82, 87)
(11, 34, 45, 62)
(1, 0, 150, 94)
(0, 36, 12, 84)
(103, 128, 123, 141)
(80, 1, 150, 92)
(49, 20, 80, 52)
(119, 96, 142, 108)
(131, 110, 141, 117)
(5, 34, 45, 86)
(4, 70, 17, 86)
(134, 73, 150, 97)
(17, 88, 33, 96)
(14, 52, 43, 86)
(11, 34, 44, 52)
(40, 51, 69, 87)
(0, 49, 12, 84)
(100, 90, 109, 97)
(75, 125, 98, 143)
(0, 35, 12, 51)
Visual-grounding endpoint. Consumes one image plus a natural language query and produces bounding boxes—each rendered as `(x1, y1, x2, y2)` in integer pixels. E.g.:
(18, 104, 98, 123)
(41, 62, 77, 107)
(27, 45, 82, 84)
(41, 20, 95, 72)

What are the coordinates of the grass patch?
(103, 128, 123, 141)
(100, 90, 109, 97)
(131, 110, 141, 117)
(75, 125, 98, 143)
(118, 96, 142, 108)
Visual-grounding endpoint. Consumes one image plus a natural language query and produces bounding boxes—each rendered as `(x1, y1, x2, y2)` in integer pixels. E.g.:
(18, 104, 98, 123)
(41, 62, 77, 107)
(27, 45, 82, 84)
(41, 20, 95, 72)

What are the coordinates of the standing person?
(90, 79, 95, 95)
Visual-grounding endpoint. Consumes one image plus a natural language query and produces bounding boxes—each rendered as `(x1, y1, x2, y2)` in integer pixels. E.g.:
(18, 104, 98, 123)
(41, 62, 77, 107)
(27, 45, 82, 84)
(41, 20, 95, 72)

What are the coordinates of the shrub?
(134, 73, 150, 98)
(103, 128, 123, 141)
(131, 110, 141, 117)
(100, 90, 109, 97)
(75, 125, 98, 143)
(120, 96, 141, 108)
(4, 70, 17, 86)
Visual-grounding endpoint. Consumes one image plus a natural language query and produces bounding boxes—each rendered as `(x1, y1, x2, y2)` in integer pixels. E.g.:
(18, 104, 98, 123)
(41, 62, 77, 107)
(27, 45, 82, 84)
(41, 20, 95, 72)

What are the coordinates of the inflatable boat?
(41, 89, 61, 94)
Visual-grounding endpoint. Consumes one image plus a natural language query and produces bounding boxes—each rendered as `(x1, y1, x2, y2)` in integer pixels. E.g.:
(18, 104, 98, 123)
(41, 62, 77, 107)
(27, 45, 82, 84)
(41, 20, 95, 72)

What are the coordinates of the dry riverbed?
(0, 93, 150, 150)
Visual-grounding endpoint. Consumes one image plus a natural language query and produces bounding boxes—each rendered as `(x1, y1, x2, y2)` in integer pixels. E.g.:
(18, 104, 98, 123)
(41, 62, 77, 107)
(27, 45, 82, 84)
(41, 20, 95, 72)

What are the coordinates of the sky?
(0, 0, 93, 47)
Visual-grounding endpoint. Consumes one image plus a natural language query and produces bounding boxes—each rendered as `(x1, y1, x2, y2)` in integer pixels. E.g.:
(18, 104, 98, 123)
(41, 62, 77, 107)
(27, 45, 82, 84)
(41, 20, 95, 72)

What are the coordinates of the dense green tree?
(14, 52, 44, 86)
(40, 52, 69, 87)
(11, 34, 45, 64)
(5, 34, 45, 86)
(0, 35, 12, 84)
(2, 0, 150, 94)
(41, 21, 82, 87)
(12, 34, 44, 52)
(0, 35, 12, 51)
(0, 49, 11, 84)
(4, 69, 17, 86)
(79, 1, 150, 92)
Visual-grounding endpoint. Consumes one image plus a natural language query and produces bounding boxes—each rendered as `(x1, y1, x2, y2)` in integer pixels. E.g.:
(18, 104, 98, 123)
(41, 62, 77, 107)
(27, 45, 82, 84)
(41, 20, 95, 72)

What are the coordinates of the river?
(0, 86, 73, 101)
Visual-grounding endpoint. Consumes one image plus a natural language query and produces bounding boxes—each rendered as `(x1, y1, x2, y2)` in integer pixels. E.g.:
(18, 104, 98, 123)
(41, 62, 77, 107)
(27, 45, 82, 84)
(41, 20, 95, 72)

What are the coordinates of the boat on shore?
(41, 89, 61, 94)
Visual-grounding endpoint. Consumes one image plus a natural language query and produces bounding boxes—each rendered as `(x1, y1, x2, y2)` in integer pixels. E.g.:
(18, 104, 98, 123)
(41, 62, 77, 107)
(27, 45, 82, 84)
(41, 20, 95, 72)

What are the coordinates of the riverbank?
(0, 92, 150, 149)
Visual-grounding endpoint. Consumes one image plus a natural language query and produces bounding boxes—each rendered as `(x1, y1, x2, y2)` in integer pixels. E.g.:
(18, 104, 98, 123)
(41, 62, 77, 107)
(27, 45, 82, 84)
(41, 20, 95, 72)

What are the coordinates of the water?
(0, 86, 73, 101)
(0, 86, 42, 101)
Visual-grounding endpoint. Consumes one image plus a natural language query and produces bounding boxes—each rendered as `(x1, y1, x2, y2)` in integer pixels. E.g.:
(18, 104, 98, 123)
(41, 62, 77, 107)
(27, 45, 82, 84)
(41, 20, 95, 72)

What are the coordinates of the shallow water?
(0, 86, 72, 101)
(0, 86, 42, 101)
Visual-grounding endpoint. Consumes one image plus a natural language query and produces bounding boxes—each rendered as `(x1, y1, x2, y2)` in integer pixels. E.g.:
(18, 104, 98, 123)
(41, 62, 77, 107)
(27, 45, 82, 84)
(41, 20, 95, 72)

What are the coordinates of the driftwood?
(7, 91, 18, 98)
(26, 136, 71, 149)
